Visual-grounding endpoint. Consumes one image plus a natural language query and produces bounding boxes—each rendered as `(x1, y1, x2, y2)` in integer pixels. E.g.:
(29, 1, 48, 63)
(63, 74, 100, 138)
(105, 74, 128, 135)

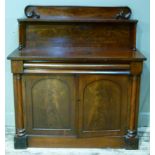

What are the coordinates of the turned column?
(125, 62, 143, 149)
(11, 61, 27, 149)
(13, 74, 25, 135)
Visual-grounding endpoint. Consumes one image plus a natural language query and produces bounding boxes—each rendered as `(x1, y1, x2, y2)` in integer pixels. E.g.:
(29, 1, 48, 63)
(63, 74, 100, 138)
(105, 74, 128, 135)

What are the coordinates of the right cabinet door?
(79, 74, 130, 137)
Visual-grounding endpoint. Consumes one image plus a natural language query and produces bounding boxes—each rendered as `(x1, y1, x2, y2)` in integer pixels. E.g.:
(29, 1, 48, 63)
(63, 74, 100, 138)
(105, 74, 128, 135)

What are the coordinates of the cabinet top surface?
(8, 47, 146, 62)
(18, 18, 138, 23)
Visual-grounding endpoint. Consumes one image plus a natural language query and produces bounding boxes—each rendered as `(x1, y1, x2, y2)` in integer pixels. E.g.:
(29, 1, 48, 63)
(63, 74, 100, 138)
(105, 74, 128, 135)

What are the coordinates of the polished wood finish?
(129, 75, 140, 130)
(8, 48, 145, 62)
(28, 136, 125, 148)
(13, 74, 25, 134)
(24, 6, 132, 20)
(11, 61, 23, 73)
(7, 6, 146, 149)
(25, 23, 135, 49)
(23, 63, 130, 70)
(13, 74, 27, 149)
(23, 75, 77, 136)
(19, 22, 26, 50)
(78, 75, 129, 137)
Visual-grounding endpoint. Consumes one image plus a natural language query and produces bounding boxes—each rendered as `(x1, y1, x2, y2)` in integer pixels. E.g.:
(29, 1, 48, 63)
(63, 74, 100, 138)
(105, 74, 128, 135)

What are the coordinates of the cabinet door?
(22, 75, 77, 136)
(79, 75, 130, 137)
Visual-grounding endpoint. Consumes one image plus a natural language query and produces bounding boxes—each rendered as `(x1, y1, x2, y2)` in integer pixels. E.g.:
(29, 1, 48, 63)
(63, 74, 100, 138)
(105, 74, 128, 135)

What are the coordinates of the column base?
(124, 130, 139, 150)
(14, 135, 28, 149)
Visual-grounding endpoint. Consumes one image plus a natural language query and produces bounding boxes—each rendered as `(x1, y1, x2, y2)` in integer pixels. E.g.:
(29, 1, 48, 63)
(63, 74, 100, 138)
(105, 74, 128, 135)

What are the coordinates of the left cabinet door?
(22, 74, 77, 136)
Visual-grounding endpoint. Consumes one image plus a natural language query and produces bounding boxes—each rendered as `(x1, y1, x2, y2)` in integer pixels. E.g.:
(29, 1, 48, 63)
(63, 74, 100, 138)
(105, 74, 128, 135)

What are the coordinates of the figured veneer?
(7, 6, 146, 149)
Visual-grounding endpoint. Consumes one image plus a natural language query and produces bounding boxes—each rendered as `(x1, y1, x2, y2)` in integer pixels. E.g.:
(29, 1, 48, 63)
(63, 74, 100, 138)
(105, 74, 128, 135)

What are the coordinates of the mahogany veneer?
(7, 6, 146, 149)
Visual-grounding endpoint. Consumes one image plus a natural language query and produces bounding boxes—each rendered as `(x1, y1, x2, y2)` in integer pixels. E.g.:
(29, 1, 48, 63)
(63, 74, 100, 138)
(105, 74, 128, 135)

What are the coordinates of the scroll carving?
(25, 5, 40, 19)
(115, 10, 132, 20)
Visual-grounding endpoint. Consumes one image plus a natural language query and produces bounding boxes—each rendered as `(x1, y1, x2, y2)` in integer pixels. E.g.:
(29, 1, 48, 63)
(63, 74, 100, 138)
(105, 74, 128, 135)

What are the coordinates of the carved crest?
(24, 5, 132, 20)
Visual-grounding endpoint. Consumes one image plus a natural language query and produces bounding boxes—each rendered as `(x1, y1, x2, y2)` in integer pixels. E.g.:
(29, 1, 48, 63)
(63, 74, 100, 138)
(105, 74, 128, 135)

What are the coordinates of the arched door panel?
(23, 75, 77, 136)
(79, 75, 130, 137)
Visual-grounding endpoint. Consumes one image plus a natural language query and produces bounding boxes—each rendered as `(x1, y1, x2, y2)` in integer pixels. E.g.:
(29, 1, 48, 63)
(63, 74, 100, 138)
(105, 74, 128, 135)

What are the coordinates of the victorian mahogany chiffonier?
(7, 6, 146, 149)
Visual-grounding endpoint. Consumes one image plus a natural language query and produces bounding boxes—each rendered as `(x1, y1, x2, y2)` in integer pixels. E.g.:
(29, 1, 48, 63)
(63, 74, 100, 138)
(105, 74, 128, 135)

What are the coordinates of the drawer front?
(22, 74, 77, 136)
(23, 62, 130, 74)
(78, 74, 130, 137)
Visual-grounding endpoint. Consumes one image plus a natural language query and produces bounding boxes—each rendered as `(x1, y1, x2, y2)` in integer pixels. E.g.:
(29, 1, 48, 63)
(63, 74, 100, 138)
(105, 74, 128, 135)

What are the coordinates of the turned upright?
(7, 6, 146, 149)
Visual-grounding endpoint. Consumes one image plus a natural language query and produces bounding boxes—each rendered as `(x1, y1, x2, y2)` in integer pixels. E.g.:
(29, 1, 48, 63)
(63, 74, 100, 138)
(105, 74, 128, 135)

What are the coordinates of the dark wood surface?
(25, 23, 135, 49)
(78, 75, 129, 137)
(22, 75, 77, 136)
(28, 136, 125, 148)
(8, 48, 146, 61)
(24, 6, 132, 20)
(17, 20, 137, 51)
(18, 18, 137, 22)
(8, 6, 146, 149)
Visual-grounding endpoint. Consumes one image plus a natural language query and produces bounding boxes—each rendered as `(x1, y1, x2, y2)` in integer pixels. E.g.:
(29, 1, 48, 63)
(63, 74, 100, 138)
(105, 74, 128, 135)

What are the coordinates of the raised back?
(24, 6, 132, 20)
(18, 6, 137, 52)
(24, 22, 136, 49)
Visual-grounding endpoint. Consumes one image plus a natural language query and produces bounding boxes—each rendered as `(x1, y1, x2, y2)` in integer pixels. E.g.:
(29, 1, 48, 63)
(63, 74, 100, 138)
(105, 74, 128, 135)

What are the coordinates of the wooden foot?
(124, 130, 139, 150)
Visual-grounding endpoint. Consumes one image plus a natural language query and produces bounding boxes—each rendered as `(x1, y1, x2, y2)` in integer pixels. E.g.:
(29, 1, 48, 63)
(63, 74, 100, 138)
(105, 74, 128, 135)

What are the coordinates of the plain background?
(5, 0, 150, 127)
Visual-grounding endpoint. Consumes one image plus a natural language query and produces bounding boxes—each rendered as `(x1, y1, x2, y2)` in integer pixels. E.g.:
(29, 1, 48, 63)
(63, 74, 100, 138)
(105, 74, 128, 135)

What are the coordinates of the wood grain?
(7, 6, 146, 149)
(23, 75, 77, 136)
(25, 23, 133, 49)
(7, 48, 146, 62)
(79, 75, 129, 137)
(28, 136, 125, 148)
(13, 74, 25, 136)
(24, 6, 132, 20)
